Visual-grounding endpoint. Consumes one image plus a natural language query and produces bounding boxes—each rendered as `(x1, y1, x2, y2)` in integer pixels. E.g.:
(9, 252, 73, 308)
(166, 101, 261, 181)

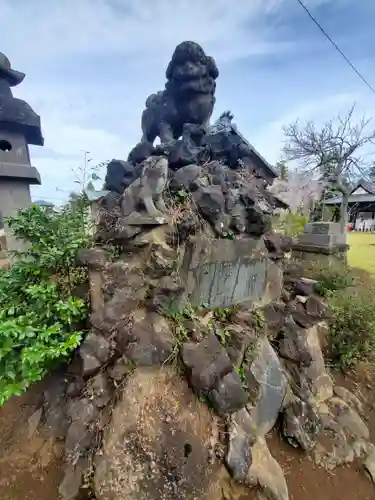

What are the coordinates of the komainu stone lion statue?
(140, 41, 219, 145)
(121, 156, 169, 220)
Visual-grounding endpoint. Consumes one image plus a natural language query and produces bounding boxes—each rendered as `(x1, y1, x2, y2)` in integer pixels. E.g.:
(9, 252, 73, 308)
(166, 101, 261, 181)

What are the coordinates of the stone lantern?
(0, 52, 44, 252)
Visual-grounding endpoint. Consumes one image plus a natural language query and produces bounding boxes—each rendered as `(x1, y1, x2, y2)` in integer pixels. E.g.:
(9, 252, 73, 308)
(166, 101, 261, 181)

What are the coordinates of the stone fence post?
(82, 190, 109, 312)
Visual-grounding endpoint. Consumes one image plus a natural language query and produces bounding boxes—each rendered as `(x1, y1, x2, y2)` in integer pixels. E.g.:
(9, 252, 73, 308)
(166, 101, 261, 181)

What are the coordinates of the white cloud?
(1, 0, 296, 202)
(0, 0, 374, 203)
(30, 125, 127, 200)
(1, 0, 290, 64)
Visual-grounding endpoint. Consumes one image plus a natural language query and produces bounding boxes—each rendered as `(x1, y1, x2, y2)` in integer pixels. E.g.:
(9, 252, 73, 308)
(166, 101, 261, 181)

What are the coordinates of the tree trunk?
(340, 193, 349, 237)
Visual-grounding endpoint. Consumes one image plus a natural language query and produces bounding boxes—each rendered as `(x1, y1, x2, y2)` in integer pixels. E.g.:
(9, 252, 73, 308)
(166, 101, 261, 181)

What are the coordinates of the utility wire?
(295, 0, 375, 95)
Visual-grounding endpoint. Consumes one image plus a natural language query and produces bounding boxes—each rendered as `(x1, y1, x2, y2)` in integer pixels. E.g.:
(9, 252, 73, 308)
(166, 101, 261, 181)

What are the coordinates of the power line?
(295, 0, 375, 95)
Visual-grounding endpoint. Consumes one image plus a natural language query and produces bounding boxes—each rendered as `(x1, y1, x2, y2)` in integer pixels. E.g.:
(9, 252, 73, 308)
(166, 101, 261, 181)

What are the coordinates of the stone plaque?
(187, 256, 267, 308)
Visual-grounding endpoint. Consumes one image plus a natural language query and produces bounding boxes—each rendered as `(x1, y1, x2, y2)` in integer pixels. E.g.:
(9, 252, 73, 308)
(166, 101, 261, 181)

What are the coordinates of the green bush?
(0, 198, 92, 405)
(328, 290, 375, 370)
(272, 211, 308, 237)
(296, 259, 375, 370)
(311, 262, 354, 297)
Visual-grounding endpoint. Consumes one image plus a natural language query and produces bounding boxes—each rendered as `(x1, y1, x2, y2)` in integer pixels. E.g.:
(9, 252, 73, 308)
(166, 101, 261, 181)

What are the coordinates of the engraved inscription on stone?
(190, 257, 267, 308)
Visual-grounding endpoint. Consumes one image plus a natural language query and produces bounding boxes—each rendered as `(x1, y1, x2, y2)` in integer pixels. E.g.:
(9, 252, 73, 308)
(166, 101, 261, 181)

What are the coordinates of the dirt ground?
(267, 434, 374, 500)
(267, 366, 375, 500)
(0, 369, 374, 500)
(0, 380, 64, 500)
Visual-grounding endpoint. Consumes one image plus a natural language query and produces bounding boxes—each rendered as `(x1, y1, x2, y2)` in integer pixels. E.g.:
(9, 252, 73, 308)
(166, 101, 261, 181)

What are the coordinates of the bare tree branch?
(282, 104, 375, 232)
(283, 104, 375, 180)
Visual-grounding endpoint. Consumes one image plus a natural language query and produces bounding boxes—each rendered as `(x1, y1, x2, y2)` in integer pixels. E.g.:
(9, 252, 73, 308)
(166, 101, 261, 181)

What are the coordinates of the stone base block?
(292, 242, 349, 267)
(297, 232, 346, 247)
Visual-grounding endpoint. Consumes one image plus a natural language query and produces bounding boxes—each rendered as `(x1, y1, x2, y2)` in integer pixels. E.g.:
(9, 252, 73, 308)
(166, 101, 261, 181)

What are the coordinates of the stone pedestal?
(292, 222, 349, 267)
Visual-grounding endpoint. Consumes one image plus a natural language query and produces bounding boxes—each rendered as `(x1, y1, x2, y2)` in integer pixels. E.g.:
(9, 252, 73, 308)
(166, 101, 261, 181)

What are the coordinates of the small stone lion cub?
(121, 156, 169, 220)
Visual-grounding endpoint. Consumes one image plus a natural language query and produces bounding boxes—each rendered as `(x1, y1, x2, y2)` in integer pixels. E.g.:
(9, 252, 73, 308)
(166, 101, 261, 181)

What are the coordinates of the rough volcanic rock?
(224, 323, 256, 367)
(262, 303, 285, 339)
(59, 459, 89, 500)
(278, 317, 313, 367)
(94, 366, 222, 500)
(147, 275, 185, 314)
(101, 260, 136, 298)
(125, 310, 176, 365)
(66, 378, 85, 398)
(127, 140, 154, 165)
(108, 356, 133, 382)
(245, 337, 288, 438)
(282, 396, 322, 451)
(104, 159, 141, 193)
(171, 163, 203, 191)
(94, 192, 123, 242)
(76, 248, 109, 269)
(248, 437, 289, 500)
(364, 446, 375, 484)
(231, 309, 258, 328)
(263, 260, 284, 306)
(282, 361, 314, 405)
(225, 408, 254, 483)
(333, 386, 364, 416)
(167, 211, 201, 246)
(28, 408, 43, 438)
(313, 411, 356, 470)
(303, 323, 333, 403)
(328, 397, 369, 440)
(90, 274, 147, 338)
(181, 334, 233, 395)
(79, 331, 113, 377)
(290, 295, 330, 329)
(86, 373, 113, 408)
(167, 124, 209, 169)
(148, 242, 177, 279)
(264, 232, 293, 259)
(283, 262, 304, 287)
(352, 438, 374, 459)
(293, 278, 317, 297)
(41, 375, 69, 439)
(192, 185, 228, 233)
(245, 205, 272, 236)
(305, 296, 331, 319)
(209, 371, 249, 416)
(65, 397, 100, 461)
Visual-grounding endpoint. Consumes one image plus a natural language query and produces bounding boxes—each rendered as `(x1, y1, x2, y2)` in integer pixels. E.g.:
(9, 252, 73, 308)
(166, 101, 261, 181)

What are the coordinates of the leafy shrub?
(272, 211, 308, 237)
(0, 198, 92, 405)
(306, 261, 373, 369)
(311, 262, 354, 297)
(328, 289, 375, 370)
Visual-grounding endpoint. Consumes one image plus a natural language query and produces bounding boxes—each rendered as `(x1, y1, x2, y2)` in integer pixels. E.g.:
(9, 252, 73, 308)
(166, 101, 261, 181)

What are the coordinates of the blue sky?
(1, 0, 375, 204)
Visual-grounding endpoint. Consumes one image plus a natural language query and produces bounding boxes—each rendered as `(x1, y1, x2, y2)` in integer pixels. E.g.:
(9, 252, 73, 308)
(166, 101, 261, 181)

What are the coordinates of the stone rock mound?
(28, 40, 375, 500)
(95, 366, 222, 500)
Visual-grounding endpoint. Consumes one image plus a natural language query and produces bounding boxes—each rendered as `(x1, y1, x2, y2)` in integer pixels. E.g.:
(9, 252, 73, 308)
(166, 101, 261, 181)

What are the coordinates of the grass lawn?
(348, 232, 375, 275)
